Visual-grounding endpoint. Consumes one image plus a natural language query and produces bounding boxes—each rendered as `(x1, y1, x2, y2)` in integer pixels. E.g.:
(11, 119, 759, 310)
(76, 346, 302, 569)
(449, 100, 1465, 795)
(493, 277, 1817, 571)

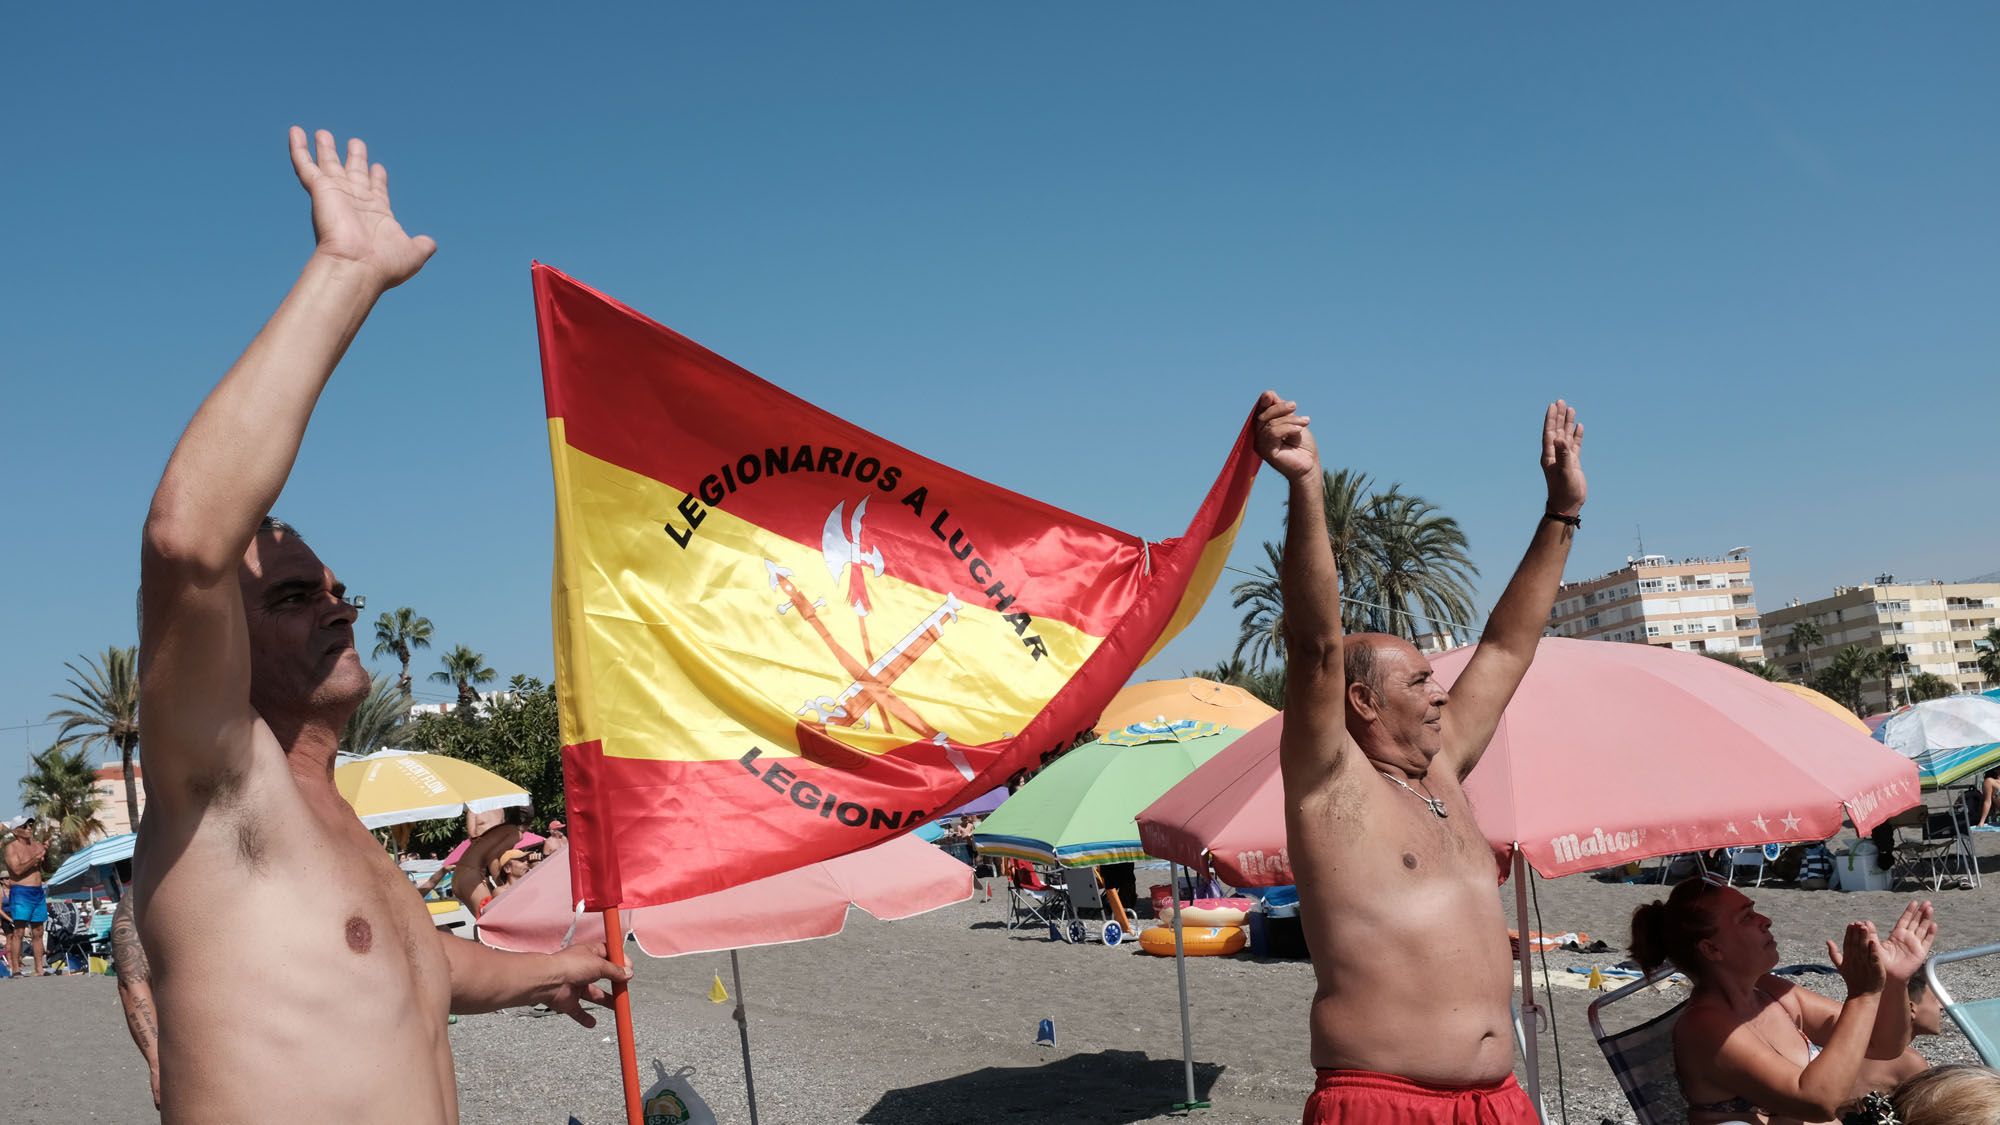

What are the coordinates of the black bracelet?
(1543, 510, 1581, 529)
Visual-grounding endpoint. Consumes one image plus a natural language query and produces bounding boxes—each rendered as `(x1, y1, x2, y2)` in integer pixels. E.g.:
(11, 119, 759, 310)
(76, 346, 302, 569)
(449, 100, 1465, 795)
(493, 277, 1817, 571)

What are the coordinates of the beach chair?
(1888, 806, 1970, 892)
(1926, 944, 2000, 1067)
(1726, 843, 1784, 888)
(1005, 865, 1073, 936)
(1587, 967, 1689, 1125)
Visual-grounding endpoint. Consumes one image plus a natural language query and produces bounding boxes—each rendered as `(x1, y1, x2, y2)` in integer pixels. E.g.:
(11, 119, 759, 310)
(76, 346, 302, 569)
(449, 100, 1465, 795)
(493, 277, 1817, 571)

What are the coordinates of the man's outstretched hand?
(533, 941, 633, 1028)
(288, 127, 436, 290)
(1541, 400, 1586, 517)
(1254, 390, 1319, 482)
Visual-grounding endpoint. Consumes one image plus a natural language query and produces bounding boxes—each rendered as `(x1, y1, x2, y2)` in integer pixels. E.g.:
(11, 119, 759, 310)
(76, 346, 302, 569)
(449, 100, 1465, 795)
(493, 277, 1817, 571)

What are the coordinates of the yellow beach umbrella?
(1094, 677, 1277, 737)
(1774, 682, 1872, 734)
(334, 749, 530, 829)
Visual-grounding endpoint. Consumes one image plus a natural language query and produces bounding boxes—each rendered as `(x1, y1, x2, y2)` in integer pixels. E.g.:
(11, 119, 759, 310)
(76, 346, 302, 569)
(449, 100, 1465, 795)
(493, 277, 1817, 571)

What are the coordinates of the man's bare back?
(133, 129, 625, 1124)
(1252, 391, 1585, 1114)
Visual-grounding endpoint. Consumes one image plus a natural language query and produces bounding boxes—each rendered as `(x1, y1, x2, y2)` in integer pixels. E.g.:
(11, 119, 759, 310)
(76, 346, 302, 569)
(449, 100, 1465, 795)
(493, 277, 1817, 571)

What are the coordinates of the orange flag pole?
(605, 906, 643, 1125)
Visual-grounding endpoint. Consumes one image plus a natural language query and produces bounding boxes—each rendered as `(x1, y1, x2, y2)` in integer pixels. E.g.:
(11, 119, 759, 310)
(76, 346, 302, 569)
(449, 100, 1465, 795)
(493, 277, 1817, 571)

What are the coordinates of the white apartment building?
(1761, 577, 2000, 697)
(1548, 550, 1763, 659)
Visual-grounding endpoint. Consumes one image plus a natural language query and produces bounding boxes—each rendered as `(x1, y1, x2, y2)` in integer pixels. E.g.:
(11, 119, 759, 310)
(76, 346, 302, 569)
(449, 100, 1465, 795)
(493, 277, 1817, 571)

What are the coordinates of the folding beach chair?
(1888, 806, 1970, 891)
(1726, 843, 1784, 888)
(1005, 864, 1076, 939)
(1926, 944, 2000, 1067)
(1587, 968, 1689, 1125)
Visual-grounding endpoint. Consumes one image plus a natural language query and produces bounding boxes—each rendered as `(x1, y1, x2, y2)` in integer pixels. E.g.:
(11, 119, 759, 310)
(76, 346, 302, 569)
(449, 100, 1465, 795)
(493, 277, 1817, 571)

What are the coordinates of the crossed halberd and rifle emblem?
(763, 497, 976, 779)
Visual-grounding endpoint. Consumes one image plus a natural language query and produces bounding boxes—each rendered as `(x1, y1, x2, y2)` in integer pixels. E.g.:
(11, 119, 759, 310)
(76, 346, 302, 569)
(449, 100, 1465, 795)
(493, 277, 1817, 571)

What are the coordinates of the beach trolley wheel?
(1102, 920, 1125, 947)
(1068, 918, 1087, 945)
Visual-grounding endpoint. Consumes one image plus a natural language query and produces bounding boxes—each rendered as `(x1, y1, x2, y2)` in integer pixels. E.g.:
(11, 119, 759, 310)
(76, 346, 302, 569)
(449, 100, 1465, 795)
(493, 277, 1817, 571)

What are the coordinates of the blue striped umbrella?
(48, 833, 137, 887)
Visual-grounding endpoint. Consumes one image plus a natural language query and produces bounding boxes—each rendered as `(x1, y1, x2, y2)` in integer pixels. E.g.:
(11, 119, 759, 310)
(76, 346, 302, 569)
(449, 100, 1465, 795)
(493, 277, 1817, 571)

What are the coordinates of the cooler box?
(1834, 842, 1892, 892)
(1247, 887, 1310, 959)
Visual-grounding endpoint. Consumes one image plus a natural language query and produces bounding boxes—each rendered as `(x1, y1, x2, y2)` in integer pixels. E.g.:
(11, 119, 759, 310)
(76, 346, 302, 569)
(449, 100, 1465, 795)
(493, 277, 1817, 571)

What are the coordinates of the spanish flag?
(535, 265, 1257, 909)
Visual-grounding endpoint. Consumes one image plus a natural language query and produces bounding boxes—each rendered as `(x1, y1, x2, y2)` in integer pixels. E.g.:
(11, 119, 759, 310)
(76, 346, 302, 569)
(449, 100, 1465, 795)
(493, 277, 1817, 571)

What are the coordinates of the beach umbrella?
(47, 832, 137, 888)
(334, 749, 530, 829)
(1137, 638, 1919, 1114)
(973, 726, 1246, 867)
(1093, 678, 1275, 737)
(441, 831, 546, 868)
(1874, 696, 2000, 787)
(478, 832, 972, 1123)
(1773, 682, 1872, 734)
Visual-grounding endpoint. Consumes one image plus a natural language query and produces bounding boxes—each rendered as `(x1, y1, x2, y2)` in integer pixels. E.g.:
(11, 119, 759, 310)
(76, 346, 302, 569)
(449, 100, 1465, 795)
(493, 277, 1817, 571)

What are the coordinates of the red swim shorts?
(1303, 1069, 1537, 1124)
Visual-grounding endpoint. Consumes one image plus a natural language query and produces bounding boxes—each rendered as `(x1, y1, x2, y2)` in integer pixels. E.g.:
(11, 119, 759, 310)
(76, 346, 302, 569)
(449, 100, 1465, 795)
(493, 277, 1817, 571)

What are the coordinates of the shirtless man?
(4, 817, 50, 978)
(1254, 390, 1585, 1123)
(133, 129, 629, 1124)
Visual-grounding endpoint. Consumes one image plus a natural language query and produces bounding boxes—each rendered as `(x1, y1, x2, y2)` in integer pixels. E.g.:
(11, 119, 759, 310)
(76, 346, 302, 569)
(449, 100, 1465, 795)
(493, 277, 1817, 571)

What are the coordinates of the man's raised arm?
(1440, 401, 1585, 778)
(139, 129, 435, 789)
(1253, 392, 1351, 790)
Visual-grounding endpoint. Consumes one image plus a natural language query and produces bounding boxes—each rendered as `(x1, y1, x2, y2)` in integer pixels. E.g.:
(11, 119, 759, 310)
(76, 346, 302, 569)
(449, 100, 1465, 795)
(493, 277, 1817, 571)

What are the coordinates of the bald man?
(1252, 391, 1585, 1124)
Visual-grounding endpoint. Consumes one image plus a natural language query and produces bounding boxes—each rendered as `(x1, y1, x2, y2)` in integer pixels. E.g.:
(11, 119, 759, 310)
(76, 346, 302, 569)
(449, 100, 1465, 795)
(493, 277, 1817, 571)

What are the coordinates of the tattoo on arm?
(112, 901, 150, 982)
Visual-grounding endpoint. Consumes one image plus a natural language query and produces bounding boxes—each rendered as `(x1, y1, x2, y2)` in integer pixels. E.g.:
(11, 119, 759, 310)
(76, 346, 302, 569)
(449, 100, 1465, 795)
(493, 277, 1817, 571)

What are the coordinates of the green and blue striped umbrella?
(973, 726, 1245, 867)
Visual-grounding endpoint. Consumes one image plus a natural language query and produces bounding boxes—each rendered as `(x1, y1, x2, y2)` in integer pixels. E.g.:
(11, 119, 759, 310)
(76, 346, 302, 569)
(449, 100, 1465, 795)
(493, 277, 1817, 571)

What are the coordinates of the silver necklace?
(1380, 771, 1448, 818)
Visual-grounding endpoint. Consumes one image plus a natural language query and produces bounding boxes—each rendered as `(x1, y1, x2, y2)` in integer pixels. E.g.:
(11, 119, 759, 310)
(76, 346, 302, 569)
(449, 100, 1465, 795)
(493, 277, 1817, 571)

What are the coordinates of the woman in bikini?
(1629, 877, 1935, 1124)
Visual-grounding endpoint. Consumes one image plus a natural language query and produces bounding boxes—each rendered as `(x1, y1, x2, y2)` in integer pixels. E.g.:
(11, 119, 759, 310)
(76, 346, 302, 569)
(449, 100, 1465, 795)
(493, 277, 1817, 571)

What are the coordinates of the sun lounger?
(1926, 944, 2000, 1066)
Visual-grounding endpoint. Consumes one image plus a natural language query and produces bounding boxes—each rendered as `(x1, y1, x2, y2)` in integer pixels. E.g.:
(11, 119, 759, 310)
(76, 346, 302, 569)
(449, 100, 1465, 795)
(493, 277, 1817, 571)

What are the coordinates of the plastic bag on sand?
(641, 1064, 717, 1125)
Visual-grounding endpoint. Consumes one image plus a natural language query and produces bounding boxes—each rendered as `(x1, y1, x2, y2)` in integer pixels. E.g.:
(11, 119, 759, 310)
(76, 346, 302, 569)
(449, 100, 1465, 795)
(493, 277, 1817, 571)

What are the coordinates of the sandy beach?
(8, 842, 2000, 1125)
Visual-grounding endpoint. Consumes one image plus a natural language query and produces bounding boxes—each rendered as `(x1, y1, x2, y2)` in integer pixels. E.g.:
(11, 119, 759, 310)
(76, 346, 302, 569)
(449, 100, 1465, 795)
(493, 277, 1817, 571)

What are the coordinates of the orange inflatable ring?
(1175, 897, 1255, 927)
(1139, 924, 1246, 957)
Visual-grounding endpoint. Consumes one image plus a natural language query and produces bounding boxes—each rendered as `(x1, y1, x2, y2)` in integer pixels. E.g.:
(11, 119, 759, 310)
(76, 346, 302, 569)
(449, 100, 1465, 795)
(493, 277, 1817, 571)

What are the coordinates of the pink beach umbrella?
(441, 831, 544, 869)
(1139, 637, 1918, 884)
(477, 832, 972, 1123)
(1137, 637, 1919, 1114)
(477, 830, 971, 957)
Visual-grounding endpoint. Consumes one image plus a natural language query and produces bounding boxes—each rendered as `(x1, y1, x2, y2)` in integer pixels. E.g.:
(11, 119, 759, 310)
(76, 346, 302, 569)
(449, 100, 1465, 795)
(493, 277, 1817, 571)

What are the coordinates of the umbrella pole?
(1169, 864, 1208, 1110)
(605, 906, 643, 1125)
(730, 949, 760, 1125)
(1511, 849, 1547, 1124)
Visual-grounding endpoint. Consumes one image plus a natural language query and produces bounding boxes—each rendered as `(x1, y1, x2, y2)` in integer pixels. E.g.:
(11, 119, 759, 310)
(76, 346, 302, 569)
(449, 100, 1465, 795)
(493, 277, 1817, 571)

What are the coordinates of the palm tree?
(431, 645, 498, 708)
(20, 744, 106, 863)
(1703, 650, 1787, 681)
(371, 607, 435, 694)
(48, 646, 141, 830)
(1907, 672, 1957, 703)
(1814, 645, 1887, 716)
(1230, 542, 1287, 669)
(341, 676, 413, 757)
(1367, 490, 1477, 643)
(1787, 620, 1824, 684)
(1977, 626, 2000, 688)
(1318, 469, 1385, 633)
(1186, 657, 1286, 710)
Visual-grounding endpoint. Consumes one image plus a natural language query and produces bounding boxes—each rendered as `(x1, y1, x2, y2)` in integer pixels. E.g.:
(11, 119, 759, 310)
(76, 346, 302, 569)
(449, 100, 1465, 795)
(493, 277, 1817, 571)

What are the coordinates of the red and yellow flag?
(535, 265, 1257, 908)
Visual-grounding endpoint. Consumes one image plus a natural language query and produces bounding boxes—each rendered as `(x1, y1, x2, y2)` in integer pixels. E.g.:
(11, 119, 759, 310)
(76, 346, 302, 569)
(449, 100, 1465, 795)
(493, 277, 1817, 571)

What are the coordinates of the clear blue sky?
(4, 5, 1996, 790)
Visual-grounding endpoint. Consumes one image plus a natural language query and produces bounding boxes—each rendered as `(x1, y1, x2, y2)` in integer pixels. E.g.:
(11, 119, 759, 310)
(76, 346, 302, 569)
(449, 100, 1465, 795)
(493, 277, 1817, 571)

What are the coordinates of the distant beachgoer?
(1854, 964, 1943, 1099)
(1629, 878, 1934, 1124)
(454, 806, 531, 914)
(539, 819, 566, 856)
(4, 816, 50, 978)
(112, 897, 162, 1108)
(1257, 391, 1585, 1124)
(491, 849, 531, 887)
(132, 128, 629, 1124)
(1974, 770, 2000, 827)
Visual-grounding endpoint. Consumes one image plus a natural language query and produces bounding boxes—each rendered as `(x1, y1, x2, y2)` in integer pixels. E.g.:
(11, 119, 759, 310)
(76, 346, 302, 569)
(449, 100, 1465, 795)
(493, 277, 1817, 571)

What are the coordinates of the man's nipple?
(344, 914, 373, 953)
